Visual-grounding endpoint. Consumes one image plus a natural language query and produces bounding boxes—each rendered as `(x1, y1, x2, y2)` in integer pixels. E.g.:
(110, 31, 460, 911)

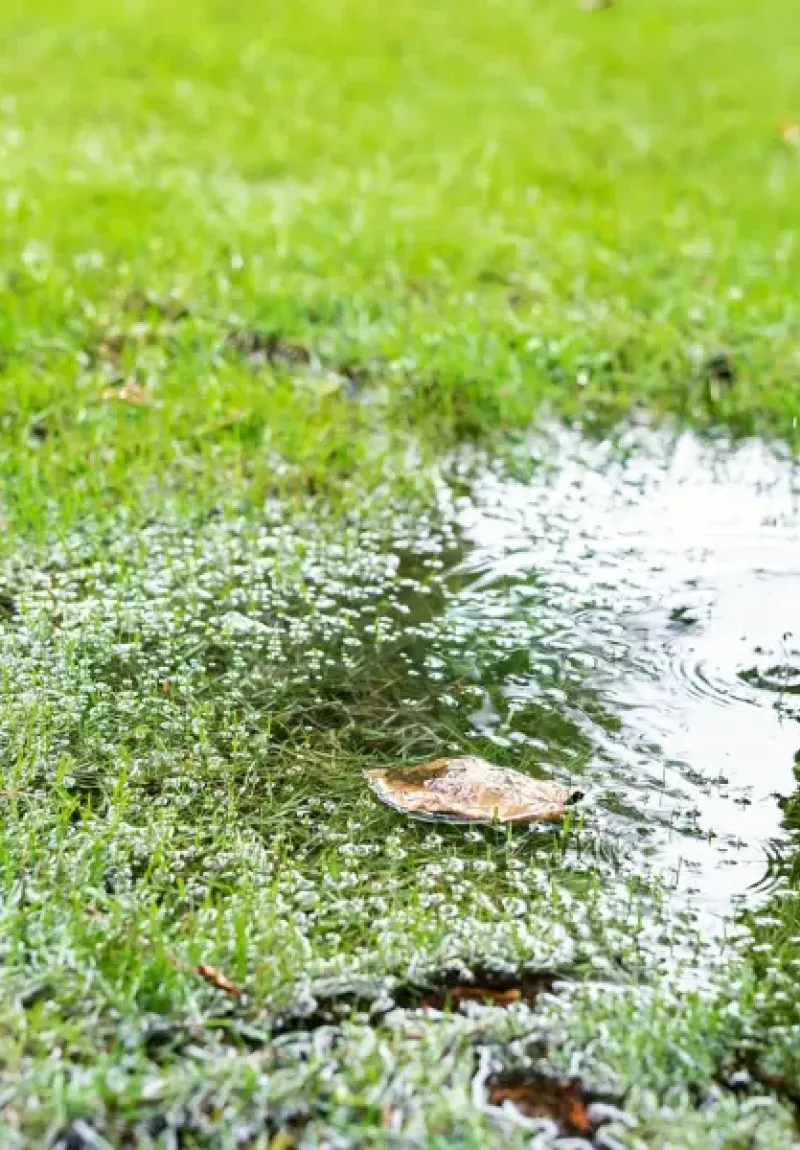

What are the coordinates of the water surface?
(452, 426, 800, 909)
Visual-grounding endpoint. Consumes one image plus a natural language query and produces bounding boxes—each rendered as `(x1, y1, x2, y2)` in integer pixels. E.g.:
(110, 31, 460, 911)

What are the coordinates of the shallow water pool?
(451, 426, 800, 909)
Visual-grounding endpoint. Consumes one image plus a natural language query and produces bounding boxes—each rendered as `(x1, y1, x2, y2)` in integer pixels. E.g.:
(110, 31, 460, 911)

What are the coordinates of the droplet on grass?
(365, 756, 582, 824)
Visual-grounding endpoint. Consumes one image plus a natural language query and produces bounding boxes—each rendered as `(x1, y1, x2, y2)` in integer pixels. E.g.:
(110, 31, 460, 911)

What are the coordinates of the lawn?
(2, 0, 800, 1145)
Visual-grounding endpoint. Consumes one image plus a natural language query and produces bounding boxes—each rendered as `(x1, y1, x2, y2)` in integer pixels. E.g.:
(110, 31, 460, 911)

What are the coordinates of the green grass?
(3, 0, 800, 1145)
(2, 0, 800, 531)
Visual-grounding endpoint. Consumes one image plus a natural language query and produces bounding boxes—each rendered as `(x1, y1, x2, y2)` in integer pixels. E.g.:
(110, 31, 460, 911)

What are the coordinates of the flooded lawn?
(456, 426, 800, 910)
(5, 0, 800, 1140)
(3, 426, 800, 1146)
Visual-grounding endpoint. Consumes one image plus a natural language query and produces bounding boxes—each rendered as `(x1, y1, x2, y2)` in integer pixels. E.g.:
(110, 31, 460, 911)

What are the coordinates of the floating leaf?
(365, 756, 581, 824)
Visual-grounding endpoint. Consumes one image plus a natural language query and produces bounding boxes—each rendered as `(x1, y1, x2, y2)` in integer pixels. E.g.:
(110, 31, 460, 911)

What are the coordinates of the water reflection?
(453, 426, 800, 909)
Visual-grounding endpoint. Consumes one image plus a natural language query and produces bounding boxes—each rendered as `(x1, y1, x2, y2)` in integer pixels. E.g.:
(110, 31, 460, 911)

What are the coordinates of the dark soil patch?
(225, 328, 312, 369)
(408, 968, 562, 1013)
(121, 289, 193, 322)
(270, 968, 566, 1034)
(223, 328, 373, 396)
(486, 1071, 625, 1142)
(702, 351, 737, 405)
(337, 360, 370, 396)
(721, 1049, 800, 1128)
(0, 591, 18, 619)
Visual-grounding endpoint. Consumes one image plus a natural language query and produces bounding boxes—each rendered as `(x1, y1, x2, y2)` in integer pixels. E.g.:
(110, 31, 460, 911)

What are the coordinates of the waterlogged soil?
(3, 425, 799, 915)
(3, 424, 800, 1145)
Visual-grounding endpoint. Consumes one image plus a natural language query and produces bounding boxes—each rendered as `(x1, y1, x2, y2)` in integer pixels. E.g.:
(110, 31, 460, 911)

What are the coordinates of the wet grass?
(3, 0, 800, 1145)
(2, 489, 800, 1147)
(2, 0, 800, 532)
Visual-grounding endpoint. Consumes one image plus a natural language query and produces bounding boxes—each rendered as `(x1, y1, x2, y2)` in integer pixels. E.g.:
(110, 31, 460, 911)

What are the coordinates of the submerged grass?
(2, 487, 800, 1148)
(3, 0, 800, 1145)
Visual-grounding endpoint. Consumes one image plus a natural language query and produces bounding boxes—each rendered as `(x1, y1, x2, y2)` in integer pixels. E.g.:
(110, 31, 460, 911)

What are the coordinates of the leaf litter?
(366, 756, 583, 824)
(485, 1071, 627, 1142)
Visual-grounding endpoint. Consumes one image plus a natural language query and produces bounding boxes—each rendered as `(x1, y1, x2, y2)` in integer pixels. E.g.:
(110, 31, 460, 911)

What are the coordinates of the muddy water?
(452, 427, 800, 909)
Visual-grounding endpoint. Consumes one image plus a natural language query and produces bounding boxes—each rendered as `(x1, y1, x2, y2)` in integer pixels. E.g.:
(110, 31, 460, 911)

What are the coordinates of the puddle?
(452, 426, 800, 910)
(4, 423, 799, 921)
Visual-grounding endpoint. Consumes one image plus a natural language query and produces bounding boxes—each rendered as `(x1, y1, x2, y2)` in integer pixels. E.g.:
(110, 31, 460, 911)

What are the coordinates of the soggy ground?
(4, 428, 800, 1147)
(4, 0, 800, 1145)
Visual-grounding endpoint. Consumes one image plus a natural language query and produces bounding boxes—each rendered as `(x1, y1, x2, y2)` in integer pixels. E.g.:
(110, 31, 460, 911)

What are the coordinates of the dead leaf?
(488, 1074, 591, 1135)
(101, 382, 154, 407)
(420, 985, 521, 1010)
(413, 969, 559, 1013)
(196, 963, 244, 998)
(365, 756, 582, 824)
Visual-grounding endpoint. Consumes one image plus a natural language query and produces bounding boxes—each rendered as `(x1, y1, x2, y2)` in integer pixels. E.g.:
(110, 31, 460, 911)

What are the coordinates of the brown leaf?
(413, 969, 558, 1013)
(196, 963, 243, 998)
(365, 756, 582, 824)
(101, 382, 154, 407)
(420, 985, 522, 1010)
(488, 1075, 591, 1135)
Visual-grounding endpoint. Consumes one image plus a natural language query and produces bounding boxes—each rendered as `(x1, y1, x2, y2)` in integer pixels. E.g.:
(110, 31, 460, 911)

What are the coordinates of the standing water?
(452, 426, 800, 910)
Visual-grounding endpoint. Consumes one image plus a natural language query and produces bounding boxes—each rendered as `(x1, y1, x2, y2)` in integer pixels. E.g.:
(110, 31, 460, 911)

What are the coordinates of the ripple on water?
(453, 426, 800, 910)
